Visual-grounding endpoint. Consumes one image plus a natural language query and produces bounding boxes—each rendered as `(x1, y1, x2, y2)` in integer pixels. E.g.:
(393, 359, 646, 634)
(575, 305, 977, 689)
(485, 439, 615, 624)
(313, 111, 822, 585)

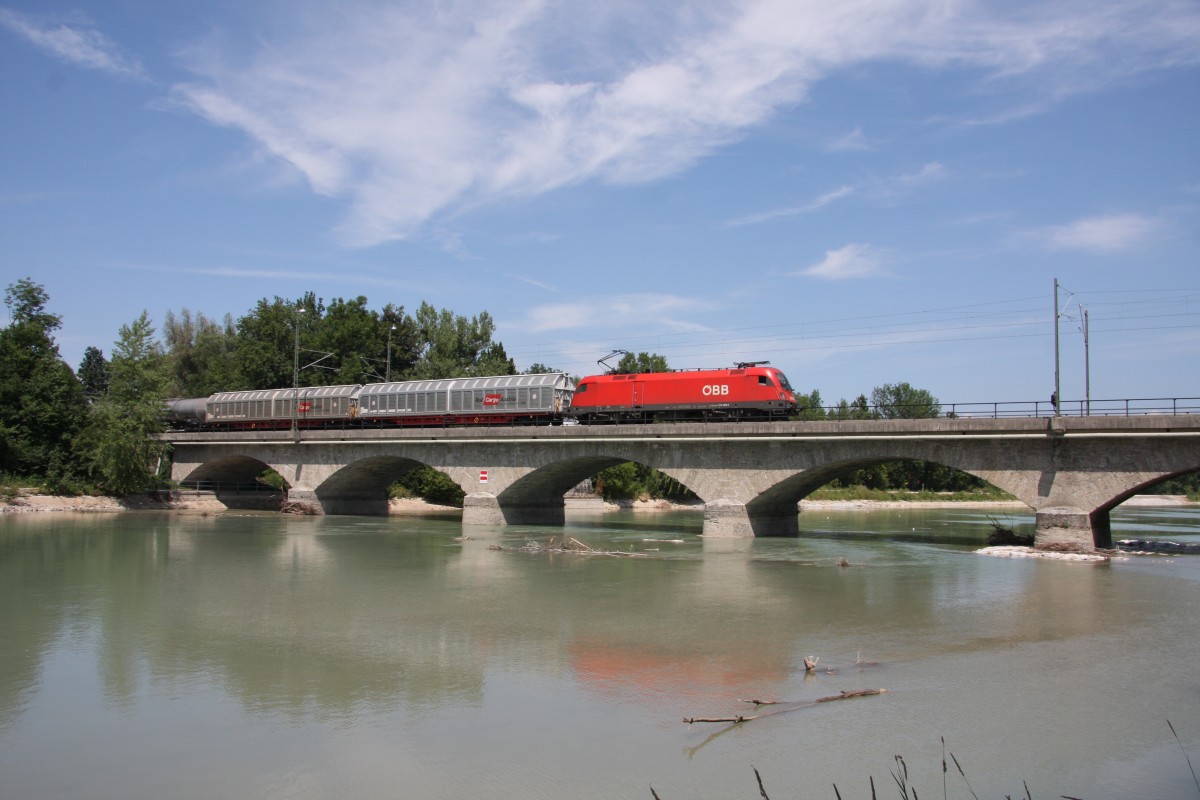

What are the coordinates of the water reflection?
(1, 505, 1198, 799)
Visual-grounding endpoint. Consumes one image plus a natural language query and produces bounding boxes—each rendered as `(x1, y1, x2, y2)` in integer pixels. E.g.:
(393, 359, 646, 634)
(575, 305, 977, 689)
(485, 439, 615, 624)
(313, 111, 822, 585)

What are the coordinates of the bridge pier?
(1034, 506, 1110, 551)
(702, 500, 799, 538)
(285, 488, 325, 515)
(284, 487, 390, 516)
(461, 493, 566, 527)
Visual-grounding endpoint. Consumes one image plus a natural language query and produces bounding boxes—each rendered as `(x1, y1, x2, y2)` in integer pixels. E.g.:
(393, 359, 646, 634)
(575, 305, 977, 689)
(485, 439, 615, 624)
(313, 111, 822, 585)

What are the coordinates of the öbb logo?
(701, 384, 730, 396)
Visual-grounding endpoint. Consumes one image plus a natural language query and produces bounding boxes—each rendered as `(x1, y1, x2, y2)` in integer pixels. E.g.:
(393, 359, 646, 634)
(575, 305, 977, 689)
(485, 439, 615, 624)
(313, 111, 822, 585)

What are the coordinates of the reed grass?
(651, 722, 1199, 799)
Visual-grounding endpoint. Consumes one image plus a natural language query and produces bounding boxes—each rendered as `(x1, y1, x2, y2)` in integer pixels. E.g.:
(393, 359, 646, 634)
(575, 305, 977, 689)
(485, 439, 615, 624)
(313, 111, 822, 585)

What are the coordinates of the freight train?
(164, 363, 797, 430)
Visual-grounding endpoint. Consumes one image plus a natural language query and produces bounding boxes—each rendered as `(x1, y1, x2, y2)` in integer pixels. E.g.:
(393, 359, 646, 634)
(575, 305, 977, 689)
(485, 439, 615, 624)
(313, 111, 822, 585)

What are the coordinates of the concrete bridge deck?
(166, 414, 1200, 550)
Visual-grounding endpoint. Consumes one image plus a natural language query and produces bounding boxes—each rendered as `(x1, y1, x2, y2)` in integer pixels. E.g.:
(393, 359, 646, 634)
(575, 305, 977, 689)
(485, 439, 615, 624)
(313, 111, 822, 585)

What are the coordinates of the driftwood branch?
(816, 688, 887, 702)
(684, 689, 887, 724)
(517, 536, 648, 558)
(683, 714, 759, 724)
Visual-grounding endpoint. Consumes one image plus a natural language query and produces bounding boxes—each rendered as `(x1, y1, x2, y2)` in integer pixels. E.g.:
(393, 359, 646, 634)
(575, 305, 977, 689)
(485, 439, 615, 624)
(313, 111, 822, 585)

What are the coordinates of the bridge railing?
(933, 397, 1200, 419)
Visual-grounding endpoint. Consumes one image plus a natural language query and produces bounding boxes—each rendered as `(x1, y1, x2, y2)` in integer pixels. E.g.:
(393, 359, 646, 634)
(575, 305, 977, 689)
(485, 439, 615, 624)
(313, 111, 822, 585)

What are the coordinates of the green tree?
(380, 304, 421, 381)
(795, 389, 826, 420)
(315, 295, 384, 384)
(0, 278, 84, 479)
(595, 462, 643, 500)
(389, 467, 465, 506)
(76, 312, 171, 494)
(614, 351, 669, 373)
(830, 394, 876, 420)
(162, 309, 239, 396)
(870, 382, 940, 419)
(593, 461, 697, 502)
(524, 363, 560, 374)
(409, 303, 515, 379)
(233, 294, 321, 389)
(77, 346, 110, 402)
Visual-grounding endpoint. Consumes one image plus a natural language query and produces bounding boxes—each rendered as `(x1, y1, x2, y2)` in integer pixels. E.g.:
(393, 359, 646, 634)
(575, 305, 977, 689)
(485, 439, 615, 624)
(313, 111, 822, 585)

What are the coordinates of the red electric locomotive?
(568, 362, 797, 423)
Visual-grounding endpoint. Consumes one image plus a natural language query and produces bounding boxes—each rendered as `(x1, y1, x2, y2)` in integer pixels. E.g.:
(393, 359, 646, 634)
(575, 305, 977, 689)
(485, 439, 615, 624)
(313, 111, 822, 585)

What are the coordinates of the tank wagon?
(568, 363, 796, 423)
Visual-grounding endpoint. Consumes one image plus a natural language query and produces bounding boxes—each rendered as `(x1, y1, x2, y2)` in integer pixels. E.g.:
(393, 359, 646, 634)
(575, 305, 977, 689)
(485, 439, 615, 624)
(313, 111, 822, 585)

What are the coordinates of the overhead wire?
(505, 290, 1198, 368)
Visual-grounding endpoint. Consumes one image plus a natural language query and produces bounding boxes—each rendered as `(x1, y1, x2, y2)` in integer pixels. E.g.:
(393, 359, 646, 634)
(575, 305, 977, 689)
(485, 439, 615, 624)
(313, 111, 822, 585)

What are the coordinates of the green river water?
(1, 504, 1198, 799)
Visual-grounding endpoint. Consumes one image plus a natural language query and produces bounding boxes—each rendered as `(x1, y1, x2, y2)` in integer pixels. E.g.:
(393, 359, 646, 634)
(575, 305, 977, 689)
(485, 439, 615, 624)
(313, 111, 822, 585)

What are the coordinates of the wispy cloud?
(826, 126, 872, 152)
(525, 292, 713, 333)
(1028, 213, 1165, 252)
(891, 162, 946, 189)
(799, 243, 886, 280)
(726, 186, 853, 227)
(509, 273, 559, 293)
(167, 0, 1200, 246)
(0, 8, 146, 79)
(120, 262, 413, 289)
(731, 160, 948, 228)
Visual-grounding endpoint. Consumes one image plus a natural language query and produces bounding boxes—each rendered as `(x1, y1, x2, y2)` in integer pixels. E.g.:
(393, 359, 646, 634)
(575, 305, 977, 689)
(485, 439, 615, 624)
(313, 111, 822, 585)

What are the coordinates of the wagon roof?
(358, 372, 574, 395)
(209, 384, 362, 402)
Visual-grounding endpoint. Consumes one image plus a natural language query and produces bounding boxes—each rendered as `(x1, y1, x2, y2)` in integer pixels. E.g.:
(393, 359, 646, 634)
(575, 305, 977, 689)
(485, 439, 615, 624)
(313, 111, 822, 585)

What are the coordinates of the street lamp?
(386, 324, 396, 382)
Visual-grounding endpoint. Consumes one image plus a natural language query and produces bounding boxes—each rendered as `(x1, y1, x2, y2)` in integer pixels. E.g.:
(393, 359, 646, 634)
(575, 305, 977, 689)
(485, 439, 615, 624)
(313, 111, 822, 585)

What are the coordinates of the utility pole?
(292, 306, 303, 443)
(1083, 307, 1090, 416)
(1053, 278, 1061, 417)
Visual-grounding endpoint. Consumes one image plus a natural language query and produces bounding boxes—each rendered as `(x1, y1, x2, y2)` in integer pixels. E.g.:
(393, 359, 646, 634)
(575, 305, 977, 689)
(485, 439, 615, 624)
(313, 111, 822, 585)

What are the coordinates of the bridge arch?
(311, 455, 458, 516)
(176, 453, 274, 487)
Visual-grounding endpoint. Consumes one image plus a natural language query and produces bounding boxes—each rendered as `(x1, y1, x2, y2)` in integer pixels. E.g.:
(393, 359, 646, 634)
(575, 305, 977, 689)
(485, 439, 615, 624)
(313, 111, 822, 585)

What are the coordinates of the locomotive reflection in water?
(164, 363, 798, 429)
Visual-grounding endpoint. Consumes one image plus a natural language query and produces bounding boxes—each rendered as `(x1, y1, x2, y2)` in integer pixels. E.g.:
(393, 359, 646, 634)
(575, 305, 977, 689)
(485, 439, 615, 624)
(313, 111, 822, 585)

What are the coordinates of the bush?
(389, 467, 465, 507)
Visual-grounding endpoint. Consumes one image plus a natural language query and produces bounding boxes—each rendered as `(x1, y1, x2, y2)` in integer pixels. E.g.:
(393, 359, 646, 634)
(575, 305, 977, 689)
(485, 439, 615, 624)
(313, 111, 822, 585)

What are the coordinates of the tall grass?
(651, 722, 1199, 799)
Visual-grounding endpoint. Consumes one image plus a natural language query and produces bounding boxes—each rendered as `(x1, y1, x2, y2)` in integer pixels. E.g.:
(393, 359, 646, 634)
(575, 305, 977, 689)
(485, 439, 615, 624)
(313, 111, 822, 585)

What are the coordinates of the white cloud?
(800, 243, 885, 280)
(1033, 213, 1164, 252)
(167, 0, 1200, 246)
(0, 8, 145, 79)
(524, 292, 712, 333)
(727, 185, 854, 227)
(525, 302, 597, 332)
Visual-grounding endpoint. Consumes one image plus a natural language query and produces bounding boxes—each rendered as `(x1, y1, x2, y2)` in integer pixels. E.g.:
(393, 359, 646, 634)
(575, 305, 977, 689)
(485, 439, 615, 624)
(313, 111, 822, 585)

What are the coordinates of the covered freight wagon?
(205, 384, 361, 428)
(357, 372, 575, 425)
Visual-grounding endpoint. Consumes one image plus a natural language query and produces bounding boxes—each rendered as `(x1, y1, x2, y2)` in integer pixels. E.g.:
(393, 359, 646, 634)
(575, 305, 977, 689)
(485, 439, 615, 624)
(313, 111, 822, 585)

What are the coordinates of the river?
(1, 504, 1198, 799)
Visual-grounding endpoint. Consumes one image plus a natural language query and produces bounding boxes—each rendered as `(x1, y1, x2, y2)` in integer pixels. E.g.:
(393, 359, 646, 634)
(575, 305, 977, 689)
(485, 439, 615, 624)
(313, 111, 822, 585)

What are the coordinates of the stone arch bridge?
(166, 415, 1199, 550)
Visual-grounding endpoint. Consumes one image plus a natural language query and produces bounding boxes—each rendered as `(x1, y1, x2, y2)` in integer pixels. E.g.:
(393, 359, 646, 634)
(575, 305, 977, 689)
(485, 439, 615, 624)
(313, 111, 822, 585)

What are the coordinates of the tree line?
(0, 279, 521, 496)
(3, 284, 1196, 502)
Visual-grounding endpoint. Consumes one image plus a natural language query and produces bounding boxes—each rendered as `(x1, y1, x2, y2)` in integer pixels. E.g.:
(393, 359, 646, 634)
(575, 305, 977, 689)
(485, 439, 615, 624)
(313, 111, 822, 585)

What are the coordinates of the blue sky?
(2, 0, 1197, 407)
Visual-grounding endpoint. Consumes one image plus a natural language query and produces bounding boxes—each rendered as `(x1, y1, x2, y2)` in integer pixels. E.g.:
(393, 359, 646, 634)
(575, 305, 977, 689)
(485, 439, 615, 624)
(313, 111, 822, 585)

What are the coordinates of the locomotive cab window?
(776, 373, 794, 391)
(575, 383, 588, 393)
(758, 375, 774, 387)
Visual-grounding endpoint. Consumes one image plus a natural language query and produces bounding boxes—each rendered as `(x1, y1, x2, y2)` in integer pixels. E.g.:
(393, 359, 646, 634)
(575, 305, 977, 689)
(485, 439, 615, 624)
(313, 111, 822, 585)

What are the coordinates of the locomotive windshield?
(775, 372, 794, 392)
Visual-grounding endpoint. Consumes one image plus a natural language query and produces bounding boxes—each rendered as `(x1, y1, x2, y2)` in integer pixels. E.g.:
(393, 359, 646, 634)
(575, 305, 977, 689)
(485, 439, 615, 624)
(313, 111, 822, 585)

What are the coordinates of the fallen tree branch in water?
(684, 689, 887, 724)
(816, 688, 887, 702)
(517, 536, 648, 558)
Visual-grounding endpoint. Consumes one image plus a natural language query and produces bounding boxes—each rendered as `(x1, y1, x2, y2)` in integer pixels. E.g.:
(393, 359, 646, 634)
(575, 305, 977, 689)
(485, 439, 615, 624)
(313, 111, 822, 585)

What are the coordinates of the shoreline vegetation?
(0, 489, 1194, 516)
